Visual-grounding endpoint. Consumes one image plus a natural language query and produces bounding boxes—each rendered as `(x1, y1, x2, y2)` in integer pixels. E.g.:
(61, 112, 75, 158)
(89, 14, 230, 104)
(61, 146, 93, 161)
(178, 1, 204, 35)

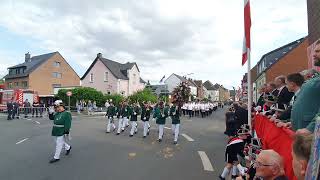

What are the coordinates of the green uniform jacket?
(107, 105, 116, 117)
(170, 106, 180, 124)
(120, 105, 131, 118)
(51, 111, 72, 136)
(154, 107, 169, 125)
(130, 106, 140, 121)
(116, 105, 121, 118)
(291, 75, 320, 132)
(141, 107, 151, 121)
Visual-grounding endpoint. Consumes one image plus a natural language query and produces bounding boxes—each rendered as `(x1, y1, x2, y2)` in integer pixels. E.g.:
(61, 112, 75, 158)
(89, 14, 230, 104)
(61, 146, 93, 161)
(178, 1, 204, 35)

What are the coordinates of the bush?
(128, 88, 158, 104)
(56, 87, 124, 107)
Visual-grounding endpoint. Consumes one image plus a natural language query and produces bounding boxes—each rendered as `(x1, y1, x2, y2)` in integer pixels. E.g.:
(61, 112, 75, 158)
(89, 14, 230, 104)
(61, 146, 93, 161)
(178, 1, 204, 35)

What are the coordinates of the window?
(52, 84, 61, 88)
(104, 72, 108, 82)
(53, 61, 61, 67)
(16, 68, 20, 74)
(14, 82, 19, 87)
(90, 73, 94, 82)
(52, 72, 62, 78)
(8, 82, 13, 88)
(21, 81, 28, 88)
(22, 67, 26, 73)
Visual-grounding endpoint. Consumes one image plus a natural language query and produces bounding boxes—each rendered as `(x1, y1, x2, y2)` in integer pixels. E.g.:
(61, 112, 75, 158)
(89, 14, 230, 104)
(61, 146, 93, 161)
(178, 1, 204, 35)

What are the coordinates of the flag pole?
(247, 48, 252, 129)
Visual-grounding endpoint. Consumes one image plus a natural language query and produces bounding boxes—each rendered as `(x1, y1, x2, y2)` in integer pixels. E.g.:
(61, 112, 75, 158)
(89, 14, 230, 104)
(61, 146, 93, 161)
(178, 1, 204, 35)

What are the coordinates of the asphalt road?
(0, 107, 228, 180)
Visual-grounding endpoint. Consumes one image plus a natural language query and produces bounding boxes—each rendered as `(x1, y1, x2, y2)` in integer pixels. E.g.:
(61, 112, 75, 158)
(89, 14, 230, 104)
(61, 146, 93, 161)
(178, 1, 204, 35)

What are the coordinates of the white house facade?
(81, 53, 146, 96)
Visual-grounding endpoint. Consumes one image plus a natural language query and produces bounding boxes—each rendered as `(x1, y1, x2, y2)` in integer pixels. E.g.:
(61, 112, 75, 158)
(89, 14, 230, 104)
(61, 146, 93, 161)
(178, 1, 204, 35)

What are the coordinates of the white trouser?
(117, 118, 123, 133)
(158, 124, 164, 140)
(122, 117, 129, 129)
(54, 136, 71, 159)
(130, 121, 138, 135)
(143, 121, 150, 137)
(171, 124, 180, 142)
(107, 117, 116, 132)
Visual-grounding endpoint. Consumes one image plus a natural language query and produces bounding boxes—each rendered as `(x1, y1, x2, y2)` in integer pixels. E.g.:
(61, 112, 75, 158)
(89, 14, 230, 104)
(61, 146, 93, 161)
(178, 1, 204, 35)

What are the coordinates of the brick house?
(3, 52, 80, 97)
(254, 37, 309, 94)
(81, 53, 146, 96)
(194, 80, 204, 99)
(307, 0, 320, 71)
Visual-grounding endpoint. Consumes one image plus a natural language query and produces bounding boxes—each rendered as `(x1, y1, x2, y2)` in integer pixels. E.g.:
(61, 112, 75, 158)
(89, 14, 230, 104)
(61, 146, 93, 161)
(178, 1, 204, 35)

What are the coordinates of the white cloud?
(0, 0, 308, 89)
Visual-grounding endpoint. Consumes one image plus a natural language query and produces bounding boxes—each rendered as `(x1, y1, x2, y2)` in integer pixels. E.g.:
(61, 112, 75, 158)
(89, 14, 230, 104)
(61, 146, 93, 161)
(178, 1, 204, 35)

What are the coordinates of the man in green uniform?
(129, 103, 140, 137)
(141, 102, 152, 138)
(116, 102, 123, 135)
(106, 102, 116, 133)
(117, 102, 130, 135)
(291, 40, 320, 135)
(170, 101, 181, 144)
(153, 101, 169, 142)
(48, 100, 72, 163)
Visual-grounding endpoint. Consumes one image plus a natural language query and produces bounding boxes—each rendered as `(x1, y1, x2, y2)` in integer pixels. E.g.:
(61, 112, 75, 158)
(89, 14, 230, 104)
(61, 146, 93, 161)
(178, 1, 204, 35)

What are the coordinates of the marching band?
(104, 100, 219, 144)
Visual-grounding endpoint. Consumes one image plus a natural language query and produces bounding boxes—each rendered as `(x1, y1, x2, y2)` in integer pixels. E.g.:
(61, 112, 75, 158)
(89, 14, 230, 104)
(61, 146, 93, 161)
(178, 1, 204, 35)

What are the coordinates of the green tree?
(128, 88, 158, 104)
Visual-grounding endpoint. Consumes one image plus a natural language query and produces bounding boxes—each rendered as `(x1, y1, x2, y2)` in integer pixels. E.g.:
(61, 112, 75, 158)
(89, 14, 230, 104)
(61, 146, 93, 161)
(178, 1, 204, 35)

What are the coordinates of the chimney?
(97, 53, 102, 58)
(25, 52, 31, 62)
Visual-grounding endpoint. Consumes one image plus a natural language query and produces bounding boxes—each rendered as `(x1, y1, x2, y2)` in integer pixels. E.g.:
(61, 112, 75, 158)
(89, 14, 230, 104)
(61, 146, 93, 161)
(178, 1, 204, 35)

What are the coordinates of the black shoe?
(66, 146, 72, 155)
(218, 176, 225, 180)
(134, 131, 137, 134)
(116, 133, 120, 135)
(121, 129, 124, 132)
(158, 139, 162, 142)
(143, 136, 146, 138)
(147, 132, 150, 135)
(49, 158, 60, 163)
(174, 141, 177, 145)
(106, 131, 110, 133)
(129, 135, 133, 137)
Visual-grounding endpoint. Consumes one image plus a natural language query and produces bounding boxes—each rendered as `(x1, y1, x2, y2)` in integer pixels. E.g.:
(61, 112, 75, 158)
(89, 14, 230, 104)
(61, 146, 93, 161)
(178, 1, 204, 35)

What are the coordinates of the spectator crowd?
(220, 40, 320, 180)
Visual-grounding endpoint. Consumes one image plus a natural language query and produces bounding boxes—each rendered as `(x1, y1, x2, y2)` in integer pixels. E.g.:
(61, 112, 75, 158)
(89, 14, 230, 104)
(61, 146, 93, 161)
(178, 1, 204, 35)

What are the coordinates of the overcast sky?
(0, 0, 308, 89)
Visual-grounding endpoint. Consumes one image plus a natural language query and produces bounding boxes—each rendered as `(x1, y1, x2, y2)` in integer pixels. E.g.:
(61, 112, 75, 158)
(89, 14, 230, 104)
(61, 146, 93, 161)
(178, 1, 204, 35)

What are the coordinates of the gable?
(4, 52, 57, 79)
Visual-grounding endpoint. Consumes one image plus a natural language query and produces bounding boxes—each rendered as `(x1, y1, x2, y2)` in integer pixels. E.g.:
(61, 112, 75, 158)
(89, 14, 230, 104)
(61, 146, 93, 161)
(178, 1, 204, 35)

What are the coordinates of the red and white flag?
(242, 0, 251, 66)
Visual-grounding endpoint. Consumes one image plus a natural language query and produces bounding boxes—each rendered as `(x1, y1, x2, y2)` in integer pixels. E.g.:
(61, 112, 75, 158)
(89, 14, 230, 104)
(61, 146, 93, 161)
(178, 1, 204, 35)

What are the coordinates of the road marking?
(185, 120, 192, 122)
(35, 121, 40, 124)
(198, 151, 214, 172)
(164, 127, 171, 130)
(181, 133, 194, 142)
(16, 138, 29, 145)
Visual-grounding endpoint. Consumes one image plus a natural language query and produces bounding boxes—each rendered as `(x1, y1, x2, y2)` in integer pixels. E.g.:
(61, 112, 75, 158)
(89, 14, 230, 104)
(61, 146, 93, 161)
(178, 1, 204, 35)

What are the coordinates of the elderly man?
(254, 150, 288, 180)
(291, 40, 320, 134)
(292, 134, 313, 180)
(48, 100, 72, 163)
(274, 75, 294, 106)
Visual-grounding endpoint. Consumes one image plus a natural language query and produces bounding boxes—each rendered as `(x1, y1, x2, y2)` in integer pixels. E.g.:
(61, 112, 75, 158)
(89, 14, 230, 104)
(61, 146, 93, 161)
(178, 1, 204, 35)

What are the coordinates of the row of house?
(147, 73, 231, 102)
(1, 52, 146, 103)
(1, 51, 230, 104)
